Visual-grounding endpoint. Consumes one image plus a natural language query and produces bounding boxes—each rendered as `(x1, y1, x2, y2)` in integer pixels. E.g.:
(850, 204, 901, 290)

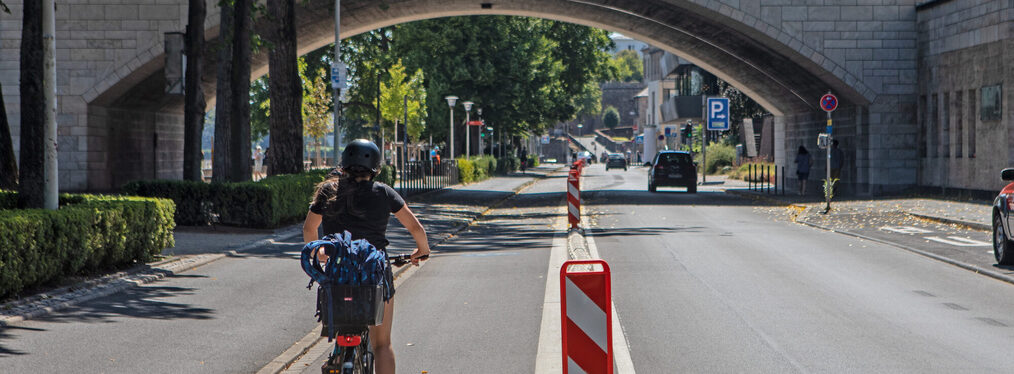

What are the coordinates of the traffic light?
(681, 124, 692, 142)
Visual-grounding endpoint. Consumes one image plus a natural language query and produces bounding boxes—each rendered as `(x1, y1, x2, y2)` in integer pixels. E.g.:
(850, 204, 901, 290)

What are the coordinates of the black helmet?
(341, 139, 381, 171)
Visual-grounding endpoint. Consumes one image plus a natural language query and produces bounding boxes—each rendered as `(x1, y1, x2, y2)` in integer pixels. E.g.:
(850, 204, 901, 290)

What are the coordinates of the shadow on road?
(32, 282, 215, 325)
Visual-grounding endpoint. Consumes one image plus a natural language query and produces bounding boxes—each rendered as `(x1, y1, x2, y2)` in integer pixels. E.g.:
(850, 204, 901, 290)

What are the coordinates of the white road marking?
(535, 214, 568, 373)
(586, 228, 636, 374)
(925, 236, 991, 247)
(880, 226, 933, 234)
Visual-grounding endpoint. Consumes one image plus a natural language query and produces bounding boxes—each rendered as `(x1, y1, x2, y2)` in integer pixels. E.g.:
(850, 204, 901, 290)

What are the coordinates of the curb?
(0, 226, 303, 326)
(796, 219, 1014, 286)
(724, 189, 807, 209)
(906, 212, 990, 232)
(263, 168, 562, 374)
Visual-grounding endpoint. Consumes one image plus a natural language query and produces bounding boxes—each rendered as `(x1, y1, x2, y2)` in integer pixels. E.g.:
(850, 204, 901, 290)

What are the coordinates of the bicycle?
(320, 253, 428, 374)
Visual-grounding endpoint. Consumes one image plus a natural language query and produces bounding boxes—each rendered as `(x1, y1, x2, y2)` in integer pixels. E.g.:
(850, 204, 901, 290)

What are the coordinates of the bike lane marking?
(534, 213, 569, 373)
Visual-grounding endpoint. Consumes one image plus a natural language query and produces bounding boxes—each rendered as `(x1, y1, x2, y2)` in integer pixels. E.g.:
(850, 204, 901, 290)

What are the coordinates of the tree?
(718, 79, 768, 140)
(608, 49, 643, 82)
(266, 0, 302, 175)
(182, 0, 206, 181)
(602, 106, 620, 130)
(212, 2, 233, 182)
(301, 59, 331, 166)
(0, 3, 14, 190)
(18, 0, 44, 208)
(0, 80, 16, 190)
(229, 0, 252, 181)
(379, 60, 425, 143)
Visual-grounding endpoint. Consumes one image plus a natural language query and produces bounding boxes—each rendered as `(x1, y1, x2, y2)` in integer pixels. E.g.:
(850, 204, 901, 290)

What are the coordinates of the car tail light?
(1007, 195, 1014, 211)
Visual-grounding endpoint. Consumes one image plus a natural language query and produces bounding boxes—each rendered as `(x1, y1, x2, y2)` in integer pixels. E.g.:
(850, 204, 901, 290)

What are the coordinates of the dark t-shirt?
(309, 180, 406, 249)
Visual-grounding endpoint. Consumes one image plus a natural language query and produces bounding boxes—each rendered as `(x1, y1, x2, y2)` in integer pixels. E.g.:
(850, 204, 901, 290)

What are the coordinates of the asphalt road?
(582, 164, 1014, 372)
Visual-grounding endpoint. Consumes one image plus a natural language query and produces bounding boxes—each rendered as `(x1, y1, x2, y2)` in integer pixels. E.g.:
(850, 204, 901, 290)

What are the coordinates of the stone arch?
(82, 0, 915, 192)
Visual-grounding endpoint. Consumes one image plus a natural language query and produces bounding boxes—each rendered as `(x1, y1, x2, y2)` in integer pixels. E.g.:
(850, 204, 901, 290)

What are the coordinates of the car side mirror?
(1002, 168, 1014, 181)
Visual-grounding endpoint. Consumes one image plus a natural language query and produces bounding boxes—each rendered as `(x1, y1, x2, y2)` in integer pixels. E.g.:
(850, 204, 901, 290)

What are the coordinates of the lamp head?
(445, 95, 458, 107)
(463, 101, 474, 111)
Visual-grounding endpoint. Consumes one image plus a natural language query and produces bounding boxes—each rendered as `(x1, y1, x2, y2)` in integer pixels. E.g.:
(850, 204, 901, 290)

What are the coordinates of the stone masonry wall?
(917, 0, 1014, 192)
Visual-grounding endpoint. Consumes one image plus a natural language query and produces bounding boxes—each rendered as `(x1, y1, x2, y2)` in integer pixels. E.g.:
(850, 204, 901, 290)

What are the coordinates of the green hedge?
(697, 142, 736, 174)
(123, 170, 329, 228)
(497, 156, 521, 174)
(456, 158, 476, 184)
(375, 165, 397, 186)
(0, 192, 175, 299)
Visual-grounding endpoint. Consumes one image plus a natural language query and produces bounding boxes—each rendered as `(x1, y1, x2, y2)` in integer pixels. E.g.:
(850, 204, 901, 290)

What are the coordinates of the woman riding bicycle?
(303, 139, 430, 374)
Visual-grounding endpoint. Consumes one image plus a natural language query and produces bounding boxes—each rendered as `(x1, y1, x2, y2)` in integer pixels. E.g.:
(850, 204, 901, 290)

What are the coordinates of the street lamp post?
(463, 101, 474, 157)
(445, 96, 457, 159)
(477, 108, 483, 156)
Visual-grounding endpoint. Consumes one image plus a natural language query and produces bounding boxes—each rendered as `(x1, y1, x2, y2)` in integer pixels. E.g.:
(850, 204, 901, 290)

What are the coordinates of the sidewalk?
(0, 165, 561, 326)
(725, 186, 992, 231)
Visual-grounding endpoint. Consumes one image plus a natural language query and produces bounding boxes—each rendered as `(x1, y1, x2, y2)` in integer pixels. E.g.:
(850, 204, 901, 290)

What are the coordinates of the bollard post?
(749, 164, 753, 191)
(773, 165, 777, 195)
(568, 167, 580, 229)
(561, 260, 613, 374)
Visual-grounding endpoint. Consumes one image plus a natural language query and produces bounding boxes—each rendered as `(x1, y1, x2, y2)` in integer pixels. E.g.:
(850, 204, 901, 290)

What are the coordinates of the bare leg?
(370, 300, 395, 374)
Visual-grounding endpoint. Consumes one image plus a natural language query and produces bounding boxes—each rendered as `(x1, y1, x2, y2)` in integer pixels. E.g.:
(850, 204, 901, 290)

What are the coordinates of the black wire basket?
(317, 284, 386, 337)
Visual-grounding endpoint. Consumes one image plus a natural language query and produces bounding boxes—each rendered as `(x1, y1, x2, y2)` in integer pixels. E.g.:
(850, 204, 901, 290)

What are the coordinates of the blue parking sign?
(707, 97, 730, 131)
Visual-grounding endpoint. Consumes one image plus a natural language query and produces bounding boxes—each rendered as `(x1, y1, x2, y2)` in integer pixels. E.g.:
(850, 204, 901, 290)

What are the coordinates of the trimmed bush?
(124, 169, 330, 228)
(375, 165, 397, 186)
(698, 142, 736, 174)
(528, 155, 540, 168)
(497, 156, 521, 174)
(0, 192, 175, 299)
(456, 158, 476, 184)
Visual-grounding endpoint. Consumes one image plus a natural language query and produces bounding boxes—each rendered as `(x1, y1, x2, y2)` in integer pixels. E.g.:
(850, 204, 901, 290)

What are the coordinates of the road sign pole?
(819, 91, 838, 213)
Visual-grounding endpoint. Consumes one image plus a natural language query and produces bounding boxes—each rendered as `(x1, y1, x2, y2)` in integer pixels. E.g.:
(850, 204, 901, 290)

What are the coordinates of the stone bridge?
(1, 0, 925, 193)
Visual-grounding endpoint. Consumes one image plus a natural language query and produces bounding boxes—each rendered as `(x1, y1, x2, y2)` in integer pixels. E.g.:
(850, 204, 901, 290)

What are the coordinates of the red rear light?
(336, 335, 362, 347)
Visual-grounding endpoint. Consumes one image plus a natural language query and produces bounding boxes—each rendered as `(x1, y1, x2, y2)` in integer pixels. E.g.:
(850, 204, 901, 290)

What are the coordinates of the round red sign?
(820, 93, 838, 112)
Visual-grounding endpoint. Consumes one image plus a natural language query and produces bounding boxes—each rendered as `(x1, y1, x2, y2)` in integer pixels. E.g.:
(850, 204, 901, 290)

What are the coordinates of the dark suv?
(648, 151, 697, 193)
(605, 153, 627, 171)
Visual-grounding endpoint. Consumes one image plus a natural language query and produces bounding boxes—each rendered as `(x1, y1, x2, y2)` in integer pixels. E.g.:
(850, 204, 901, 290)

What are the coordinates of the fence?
(398, 159, 460, 198)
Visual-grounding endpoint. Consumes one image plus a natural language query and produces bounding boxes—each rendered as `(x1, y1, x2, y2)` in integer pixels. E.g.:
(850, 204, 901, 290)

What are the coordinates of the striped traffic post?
(561, 259, 613, 374)
(568, 168, 580, 229)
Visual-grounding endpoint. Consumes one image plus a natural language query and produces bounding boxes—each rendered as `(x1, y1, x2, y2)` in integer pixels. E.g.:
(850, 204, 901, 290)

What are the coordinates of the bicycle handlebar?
(389, 254, 429, 267)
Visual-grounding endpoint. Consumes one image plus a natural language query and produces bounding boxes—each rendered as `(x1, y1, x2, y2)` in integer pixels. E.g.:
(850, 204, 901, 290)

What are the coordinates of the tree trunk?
(182, 0, 206, 181)
(229, 0, 252, 182)
(0, 81, 17, 190)
(266, 0, 302, 176)
(212, 3, 233, 182)
(18, 1, 44, 208)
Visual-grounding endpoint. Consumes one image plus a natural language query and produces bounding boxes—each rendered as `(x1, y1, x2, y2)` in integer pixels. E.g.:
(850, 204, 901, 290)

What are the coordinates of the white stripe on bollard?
(565, 278, 609, 352)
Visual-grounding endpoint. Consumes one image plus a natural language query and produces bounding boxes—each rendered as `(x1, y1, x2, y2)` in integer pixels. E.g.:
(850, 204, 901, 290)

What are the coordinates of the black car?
(648, 151, 697, 193)
(605, 153, 627, 171)
(993, 168, 1014, 264)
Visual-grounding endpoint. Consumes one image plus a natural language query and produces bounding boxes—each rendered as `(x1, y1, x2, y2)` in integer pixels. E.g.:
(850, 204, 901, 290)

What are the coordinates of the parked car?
(993, 168, 1014, 264)
(647, 150, 697, 193)
(605, 153, 627, 171)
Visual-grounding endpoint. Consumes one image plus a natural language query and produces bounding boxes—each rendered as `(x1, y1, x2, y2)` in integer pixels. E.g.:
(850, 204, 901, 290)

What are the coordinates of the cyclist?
(303, 139, 430, 374)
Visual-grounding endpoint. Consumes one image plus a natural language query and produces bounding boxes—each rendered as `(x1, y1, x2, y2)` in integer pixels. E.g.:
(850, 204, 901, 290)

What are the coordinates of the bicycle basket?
(318, 284, 386, 338)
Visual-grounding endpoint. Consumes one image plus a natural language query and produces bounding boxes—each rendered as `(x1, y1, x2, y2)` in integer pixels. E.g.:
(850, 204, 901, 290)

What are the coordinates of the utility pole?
(42, 0, 58, 210)
(332, 0, 343, 164)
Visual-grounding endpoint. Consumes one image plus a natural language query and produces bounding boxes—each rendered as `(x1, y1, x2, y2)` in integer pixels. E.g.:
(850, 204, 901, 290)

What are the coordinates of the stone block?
(104, 5, 139, 19)
(808, 6, 841, 21)
(803, 21, 835, 32)
(782, 6, 806, 21)
(139, 5, 180, 20)
(873, 5, 900, 21)
(840, 6, 872, 21)
(825, 39, 857, 49)
(68, 5, 105, 20)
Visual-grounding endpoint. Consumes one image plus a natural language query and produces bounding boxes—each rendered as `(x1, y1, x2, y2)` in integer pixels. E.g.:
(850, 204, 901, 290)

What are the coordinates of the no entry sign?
(820, 93, 838, 112)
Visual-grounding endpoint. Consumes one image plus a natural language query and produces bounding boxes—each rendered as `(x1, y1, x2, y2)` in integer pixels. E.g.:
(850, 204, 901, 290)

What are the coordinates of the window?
(981, 84, 1002, 121)
(929, 94, 937, 158)
(969, 89, 976, 157)
(919, 95, 927, 158)
(955, 91, 962, 158)
(940, 93, 949, 158)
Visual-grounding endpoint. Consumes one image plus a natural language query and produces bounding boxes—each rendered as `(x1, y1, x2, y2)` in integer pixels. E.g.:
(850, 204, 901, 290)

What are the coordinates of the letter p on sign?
(707, 97, 730, 131)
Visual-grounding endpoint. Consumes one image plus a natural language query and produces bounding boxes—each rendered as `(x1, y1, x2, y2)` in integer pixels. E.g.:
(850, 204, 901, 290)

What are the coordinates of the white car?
(576, 151, 594, 164)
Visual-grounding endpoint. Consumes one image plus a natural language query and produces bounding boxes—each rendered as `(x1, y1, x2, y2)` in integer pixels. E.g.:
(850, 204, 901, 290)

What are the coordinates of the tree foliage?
(379, 60, 426, 142)
(339, 17, 613, 149)
(602, 106, 620, 130)
(607, 49, 643, 82)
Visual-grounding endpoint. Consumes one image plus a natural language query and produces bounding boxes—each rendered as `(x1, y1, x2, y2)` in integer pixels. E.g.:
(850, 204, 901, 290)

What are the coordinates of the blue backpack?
(301, 231, 389, 288)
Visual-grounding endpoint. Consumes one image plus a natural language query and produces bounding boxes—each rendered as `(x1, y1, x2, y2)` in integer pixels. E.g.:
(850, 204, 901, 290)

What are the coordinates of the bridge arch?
(0, 0, 917, 192)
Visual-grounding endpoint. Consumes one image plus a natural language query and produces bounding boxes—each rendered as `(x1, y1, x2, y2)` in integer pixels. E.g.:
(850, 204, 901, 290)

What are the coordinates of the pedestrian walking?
(253, 145, 264, 180)
(520, 147, 528, 172)
(795, 145, 811, 195)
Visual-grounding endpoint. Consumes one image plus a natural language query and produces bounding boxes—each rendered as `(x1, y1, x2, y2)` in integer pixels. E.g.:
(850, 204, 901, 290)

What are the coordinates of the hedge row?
(123, 170, 329, 228)
(0, 192, 175, 299)
(456, 156, 522, 184)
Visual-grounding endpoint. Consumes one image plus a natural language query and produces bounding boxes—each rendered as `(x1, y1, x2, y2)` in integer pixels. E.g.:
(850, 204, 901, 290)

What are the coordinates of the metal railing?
(748, 164, 784, 195)
(398, 159, 459, 198)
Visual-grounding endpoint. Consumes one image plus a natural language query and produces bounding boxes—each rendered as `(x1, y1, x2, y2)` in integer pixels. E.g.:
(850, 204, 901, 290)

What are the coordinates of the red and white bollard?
(568, 167, 580, 229)
(561, 259, 613, 374)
